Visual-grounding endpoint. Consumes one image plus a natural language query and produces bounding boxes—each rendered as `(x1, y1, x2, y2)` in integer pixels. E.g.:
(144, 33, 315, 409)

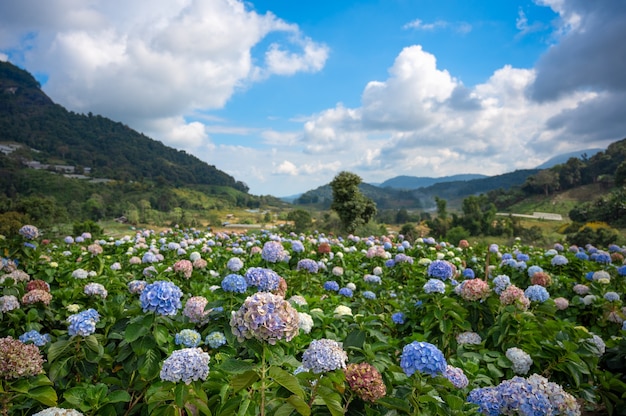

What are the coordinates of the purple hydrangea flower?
(261, 241, 287, 262)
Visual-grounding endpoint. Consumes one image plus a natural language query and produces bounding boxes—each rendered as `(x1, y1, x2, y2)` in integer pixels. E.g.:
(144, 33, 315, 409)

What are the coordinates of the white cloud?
(403, 19, 448, 31)
(264, 36, 329, 76)
(273, 160, 298, 175)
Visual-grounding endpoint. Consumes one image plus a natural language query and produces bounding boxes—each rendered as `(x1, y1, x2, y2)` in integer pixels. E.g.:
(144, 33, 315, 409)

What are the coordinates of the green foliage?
(72, 220, 104, 237)
(287, 209, 313, 233)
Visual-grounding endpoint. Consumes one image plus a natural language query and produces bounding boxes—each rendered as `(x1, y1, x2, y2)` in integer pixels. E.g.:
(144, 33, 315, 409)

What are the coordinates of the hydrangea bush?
(0, 224, 625, 415)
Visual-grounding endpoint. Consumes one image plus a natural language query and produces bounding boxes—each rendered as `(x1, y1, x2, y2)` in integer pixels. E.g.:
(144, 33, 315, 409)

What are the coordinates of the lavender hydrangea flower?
(524, 285, 550, 303)
(297, 259, 319, 273)
(244, 267, 281, 291)
(261, 241, 287, 262)
(364, 274, 381, 284)
(128, 280, 147, 294)
(33, 408, 84, 416)
(551, 255, 568, 266)
(175, 329, 202, 347)
(183, 296, 210, 324)
(84, 282, 108, 299)
(526, 374, 580, 416)
(456, 331, 482, 345)
(139, 280, 183, 316)
(67, 309, 100, 336)
(444, 365, 469, 388)
(229, 292, 299, 344)
(0, 295, 20, 312)
(221, 274, 248, 293)
(604, 292, 620, 302)
(18, 330, 51, 347)
(301, 339, 348, 373)
(427, 260, 454, 280)
(291, 240, 305, 253)
(423, 278, 446, 294)
(506, 347, 533, 375)
(400, 341, 447, 377)
(160, 347, 210, 384)
(227, 257, 244, 272)
(18, 225, 39, 239)
(205, 331, 227, 348)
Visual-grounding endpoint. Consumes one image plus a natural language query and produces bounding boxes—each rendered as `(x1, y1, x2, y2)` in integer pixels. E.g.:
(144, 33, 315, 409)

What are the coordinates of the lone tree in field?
(330, 171, 377, 233)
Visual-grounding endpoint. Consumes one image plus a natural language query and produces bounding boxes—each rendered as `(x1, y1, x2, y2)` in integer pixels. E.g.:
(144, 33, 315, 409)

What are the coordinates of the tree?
(287, 209, 312, 233)
(330, 171, 377, 233)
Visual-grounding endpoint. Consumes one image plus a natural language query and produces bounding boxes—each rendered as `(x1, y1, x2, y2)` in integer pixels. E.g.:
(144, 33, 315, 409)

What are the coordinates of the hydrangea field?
(2, 224, 626, 415)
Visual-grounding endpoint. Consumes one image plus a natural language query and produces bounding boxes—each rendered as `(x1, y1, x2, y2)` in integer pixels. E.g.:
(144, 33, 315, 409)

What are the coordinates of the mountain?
(378, 174, 488, 190)
(0, 61, 248, 192)
(534, 149, 603, 169)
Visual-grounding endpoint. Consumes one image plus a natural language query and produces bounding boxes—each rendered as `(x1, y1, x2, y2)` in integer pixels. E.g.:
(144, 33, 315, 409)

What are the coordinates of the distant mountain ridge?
(377, 174, 487, 190)
(534, 148, 603, 169)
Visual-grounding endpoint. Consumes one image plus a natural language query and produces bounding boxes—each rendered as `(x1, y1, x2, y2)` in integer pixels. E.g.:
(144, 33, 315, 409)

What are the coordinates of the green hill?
(0, 61, 247, 191)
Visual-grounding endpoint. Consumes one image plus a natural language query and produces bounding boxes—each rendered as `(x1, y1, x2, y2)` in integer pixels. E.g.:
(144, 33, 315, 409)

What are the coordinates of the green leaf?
(125, 314, 153, 342)
(139, 349, 161, 380)
(236, 398, 251, 416)
(219, 358, 257, 374)
(274, 403, 296, 416)
(487, 363, 504, 378)
(316, 386, 343, 416)
(377, 396, 411, 412)
(286, 395, 311, 416)
(48, 356, 73, 382)
(175, 383, 188, 408)
(27, 385, 58, 407)
(269, 366, 305, 399)
(48, 339, 72, 362)
(107, 389, 131, 404)
(343, 330, 366, 349)
(230, 370, 259, 393)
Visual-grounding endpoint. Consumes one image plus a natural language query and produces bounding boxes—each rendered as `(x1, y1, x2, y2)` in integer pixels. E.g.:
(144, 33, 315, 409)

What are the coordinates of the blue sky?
(1, 0, 625, 196)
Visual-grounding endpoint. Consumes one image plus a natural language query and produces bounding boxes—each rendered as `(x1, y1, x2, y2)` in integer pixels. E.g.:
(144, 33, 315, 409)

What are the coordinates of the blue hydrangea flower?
(221, 274, 248, 293)
(67, 309, 100, 336)
(19, 330, 51, 346)
(19, 225, 39, 239)
(128, 280, 147, 294)
(362, 291, 376, 300)
(527, 265, 543, 277)
(139, 281, 183, 316)
(604, 292, 620, 302)
(618, 265, 626, 276)
(551, 255, 568, 266)
(394, 253, 414, 264)
(400, 341, 447, 377)
(427, 260, 454, 280)
(497, 377, 553, 416)
(301, 339, 348, 373)
(493, 275, 511, 295)
(575, 252, 589, 261)
(324, 280, 340, 291)
(175, 329, 202, 347)
(244, 267, 281, 291)
(423, 278, 446, 294)
(392, 312, 405, 324)
(160, 348, 210, 384)
(462, 268, 475, 279)
(489, 244, 499, 253)
(467, 386, 501, 416)
(516, 253, 530, 262)
(205, 331, 227, 348)
(524, 285, 550, 303)
(297, 259, 319, 273)
(291, 240, 305, 253)
(594, 252, 611, 264)
(338, 287, 353, 298)
(506, 347, 533, 374)
(364, 274, 381, 284)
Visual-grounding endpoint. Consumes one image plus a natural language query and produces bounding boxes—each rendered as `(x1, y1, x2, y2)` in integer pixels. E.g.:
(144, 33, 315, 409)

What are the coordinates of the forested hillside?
(0, 61, 247, 191)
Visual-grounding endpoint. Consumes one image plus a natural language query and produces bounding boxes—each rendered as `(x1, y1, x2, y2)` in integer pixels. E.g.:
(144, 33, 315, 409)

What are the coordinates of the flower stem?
(260, 346, 267, 416)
